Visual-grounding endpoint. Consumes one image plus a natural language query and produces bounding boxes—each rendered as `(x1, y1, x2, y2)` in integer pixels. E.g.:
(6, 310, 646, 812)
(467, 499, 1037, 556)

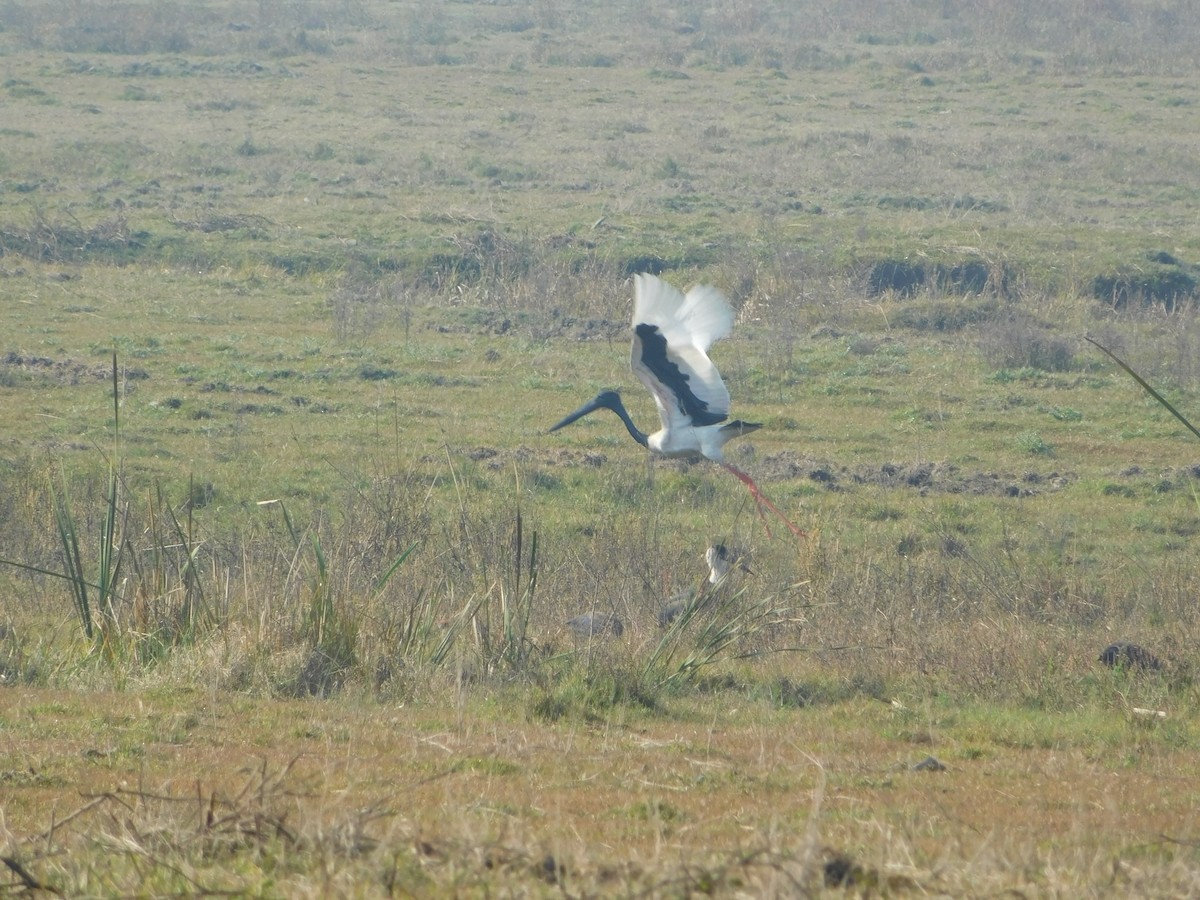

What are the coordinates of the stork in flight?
(549, 273, 803, 538)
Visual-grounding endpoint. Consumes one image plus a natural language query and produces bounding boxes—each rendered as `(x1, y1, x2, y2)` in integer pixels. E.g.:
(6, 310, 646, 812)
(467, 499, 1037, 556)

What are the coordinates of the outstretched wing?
(630, 273, 733, 431)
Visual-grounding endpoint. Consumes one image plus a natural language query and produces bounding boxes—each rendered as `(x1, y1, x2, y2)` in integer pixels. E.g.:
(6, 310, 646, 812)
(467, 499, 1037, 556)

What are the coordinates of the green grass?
(1, 0, 1200, 894)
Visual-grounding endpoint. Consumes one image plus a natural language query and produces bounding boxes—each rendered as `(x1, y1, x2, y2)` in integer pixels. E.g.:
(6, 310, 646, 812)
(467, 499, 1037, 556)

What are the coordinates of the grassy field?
(2, 0, 1200, 894)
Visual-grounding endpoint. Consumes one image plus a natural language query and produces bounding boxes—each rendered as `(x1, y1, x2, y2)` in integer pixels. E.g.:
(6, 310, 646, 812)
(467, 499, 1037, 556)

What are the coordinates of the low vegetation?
(1, 1, 1199, 894)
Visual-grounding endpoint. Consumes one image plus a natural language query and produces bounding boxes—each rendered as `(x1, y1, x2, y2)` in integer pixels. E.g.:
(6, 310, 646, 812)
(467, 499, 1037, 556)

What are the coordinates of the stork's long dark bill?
(548, 397, 603, 432)
(549, 391, 650, 447)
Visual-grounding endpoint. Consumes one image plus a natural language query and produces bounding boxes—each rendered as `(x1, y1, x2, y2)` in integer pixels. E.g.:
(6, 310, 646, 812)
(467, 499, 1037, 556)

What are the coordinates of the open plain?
(1, 1, 1199, 895)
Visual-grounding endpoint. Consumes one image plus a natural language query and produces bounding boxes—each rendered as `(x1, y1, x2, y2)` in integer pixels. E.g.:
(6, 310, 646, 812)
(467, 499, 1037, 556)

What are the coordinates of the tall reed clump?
(131, 477, 210, 653)
(457, 507, 540, 679)
(441, 462, 541, 679)
(50, 354, 127, 658)
(2, 355, 212, 670)
(643, 579, 801, 690)
(496, 506, 539, 671)
(278, 493, 422, 697)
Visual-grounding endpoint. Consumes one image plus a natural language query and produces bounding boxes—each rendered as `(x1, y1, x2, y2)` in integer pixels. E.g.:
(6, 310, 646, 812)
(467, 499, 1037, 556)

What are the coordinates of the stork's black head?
(547, 390, 623, 432)
(547, 389, 650, 448)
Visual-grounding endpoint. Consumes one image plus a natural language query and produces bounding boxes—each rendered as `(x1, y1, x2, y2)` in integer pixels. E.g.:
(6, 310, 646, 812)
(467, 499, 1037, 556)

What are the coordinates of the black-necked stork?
(705, 542, 753, 583)
(549, 273, 803, 538)
(658, 542, 753, 626)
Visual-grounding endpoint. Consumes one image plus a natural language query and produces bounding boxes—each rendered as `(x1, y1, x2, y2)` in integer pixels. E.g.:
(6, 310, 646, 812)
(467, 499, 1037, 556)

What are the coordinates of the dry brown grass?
(2, 685, 1197, 896)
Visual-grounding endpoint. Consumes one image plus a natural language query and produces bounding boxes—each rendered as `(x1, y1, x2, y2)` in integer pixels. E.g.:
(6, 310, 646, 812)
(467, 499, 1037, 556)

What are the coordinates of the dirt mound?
(755, 452, 1071, 497)
(520, 443, 1073, 498)
(1, 352, 149, 386)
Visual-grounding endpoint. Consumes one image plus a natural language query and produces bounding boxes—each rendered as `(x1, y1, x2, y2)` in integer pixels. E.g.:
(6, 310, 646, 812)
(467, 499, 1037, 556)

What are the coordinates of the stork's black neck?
(605, 393, 650, 448)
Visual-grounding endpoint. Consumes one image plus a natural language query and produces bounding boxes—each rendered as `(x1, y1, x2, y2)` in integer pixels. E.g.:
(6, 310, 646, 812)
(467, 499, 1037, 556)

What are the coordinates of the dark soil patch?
(432, 310, 625, 342)
(1093, 251, 1199, 310)
(755, 453, 1070, 497)
(0, 352, 149, 386)
(867, 257, 1007, 299)
(534, 448, 610, 469)
(1093, 268, 1197, 310)
(523, 445, 1073, 498)
(868, 259, 924, 297)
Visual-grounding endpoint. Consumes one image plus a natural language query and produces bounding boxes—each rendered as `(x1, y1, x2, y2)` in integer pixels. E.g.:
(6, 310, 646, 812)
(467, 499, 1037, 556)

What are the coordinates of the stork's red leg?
(720, 463, 806, 539)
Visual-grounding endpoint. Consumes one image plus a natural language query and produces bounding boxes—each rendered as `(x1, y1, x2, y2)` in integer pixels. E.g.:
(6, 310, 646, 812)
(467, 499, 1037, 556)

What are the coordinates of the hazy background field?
(1, 1, 1199, 894)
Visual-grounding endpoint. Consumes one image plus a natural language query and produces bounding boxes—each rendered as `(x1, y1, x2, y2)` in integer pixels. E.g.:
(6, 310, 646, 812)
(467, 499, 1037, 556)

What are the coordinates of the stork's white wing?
(630, 273, 733, 430)
(633, 273, 733, 352)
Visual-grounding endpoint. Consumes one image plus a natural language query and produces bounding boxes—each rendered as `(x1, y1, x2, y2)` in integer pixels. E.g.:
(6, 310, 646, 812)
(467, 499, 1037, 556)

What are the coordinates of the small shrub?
(237, 136, 265, 156)
(309, 142, 336, 161)
(891, 297, 1001, 331)
(1016, 431, 1053, 455)
(1047, 406, 1083, 422)
(979, 316, 1075, 372)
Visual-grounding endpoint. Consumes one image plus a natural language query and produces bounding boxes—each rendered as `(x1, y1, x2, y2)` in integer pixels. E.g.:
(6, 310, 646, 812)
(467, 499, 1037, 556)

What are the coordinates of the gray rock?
(567, 612, 624, 638)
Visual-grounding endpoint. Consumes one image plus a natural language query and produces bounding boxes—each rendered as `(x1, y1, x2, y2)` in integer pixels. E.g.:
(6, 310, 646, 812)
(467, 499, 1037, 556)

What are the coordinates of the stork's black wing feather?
(634, 323, 727, 426)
